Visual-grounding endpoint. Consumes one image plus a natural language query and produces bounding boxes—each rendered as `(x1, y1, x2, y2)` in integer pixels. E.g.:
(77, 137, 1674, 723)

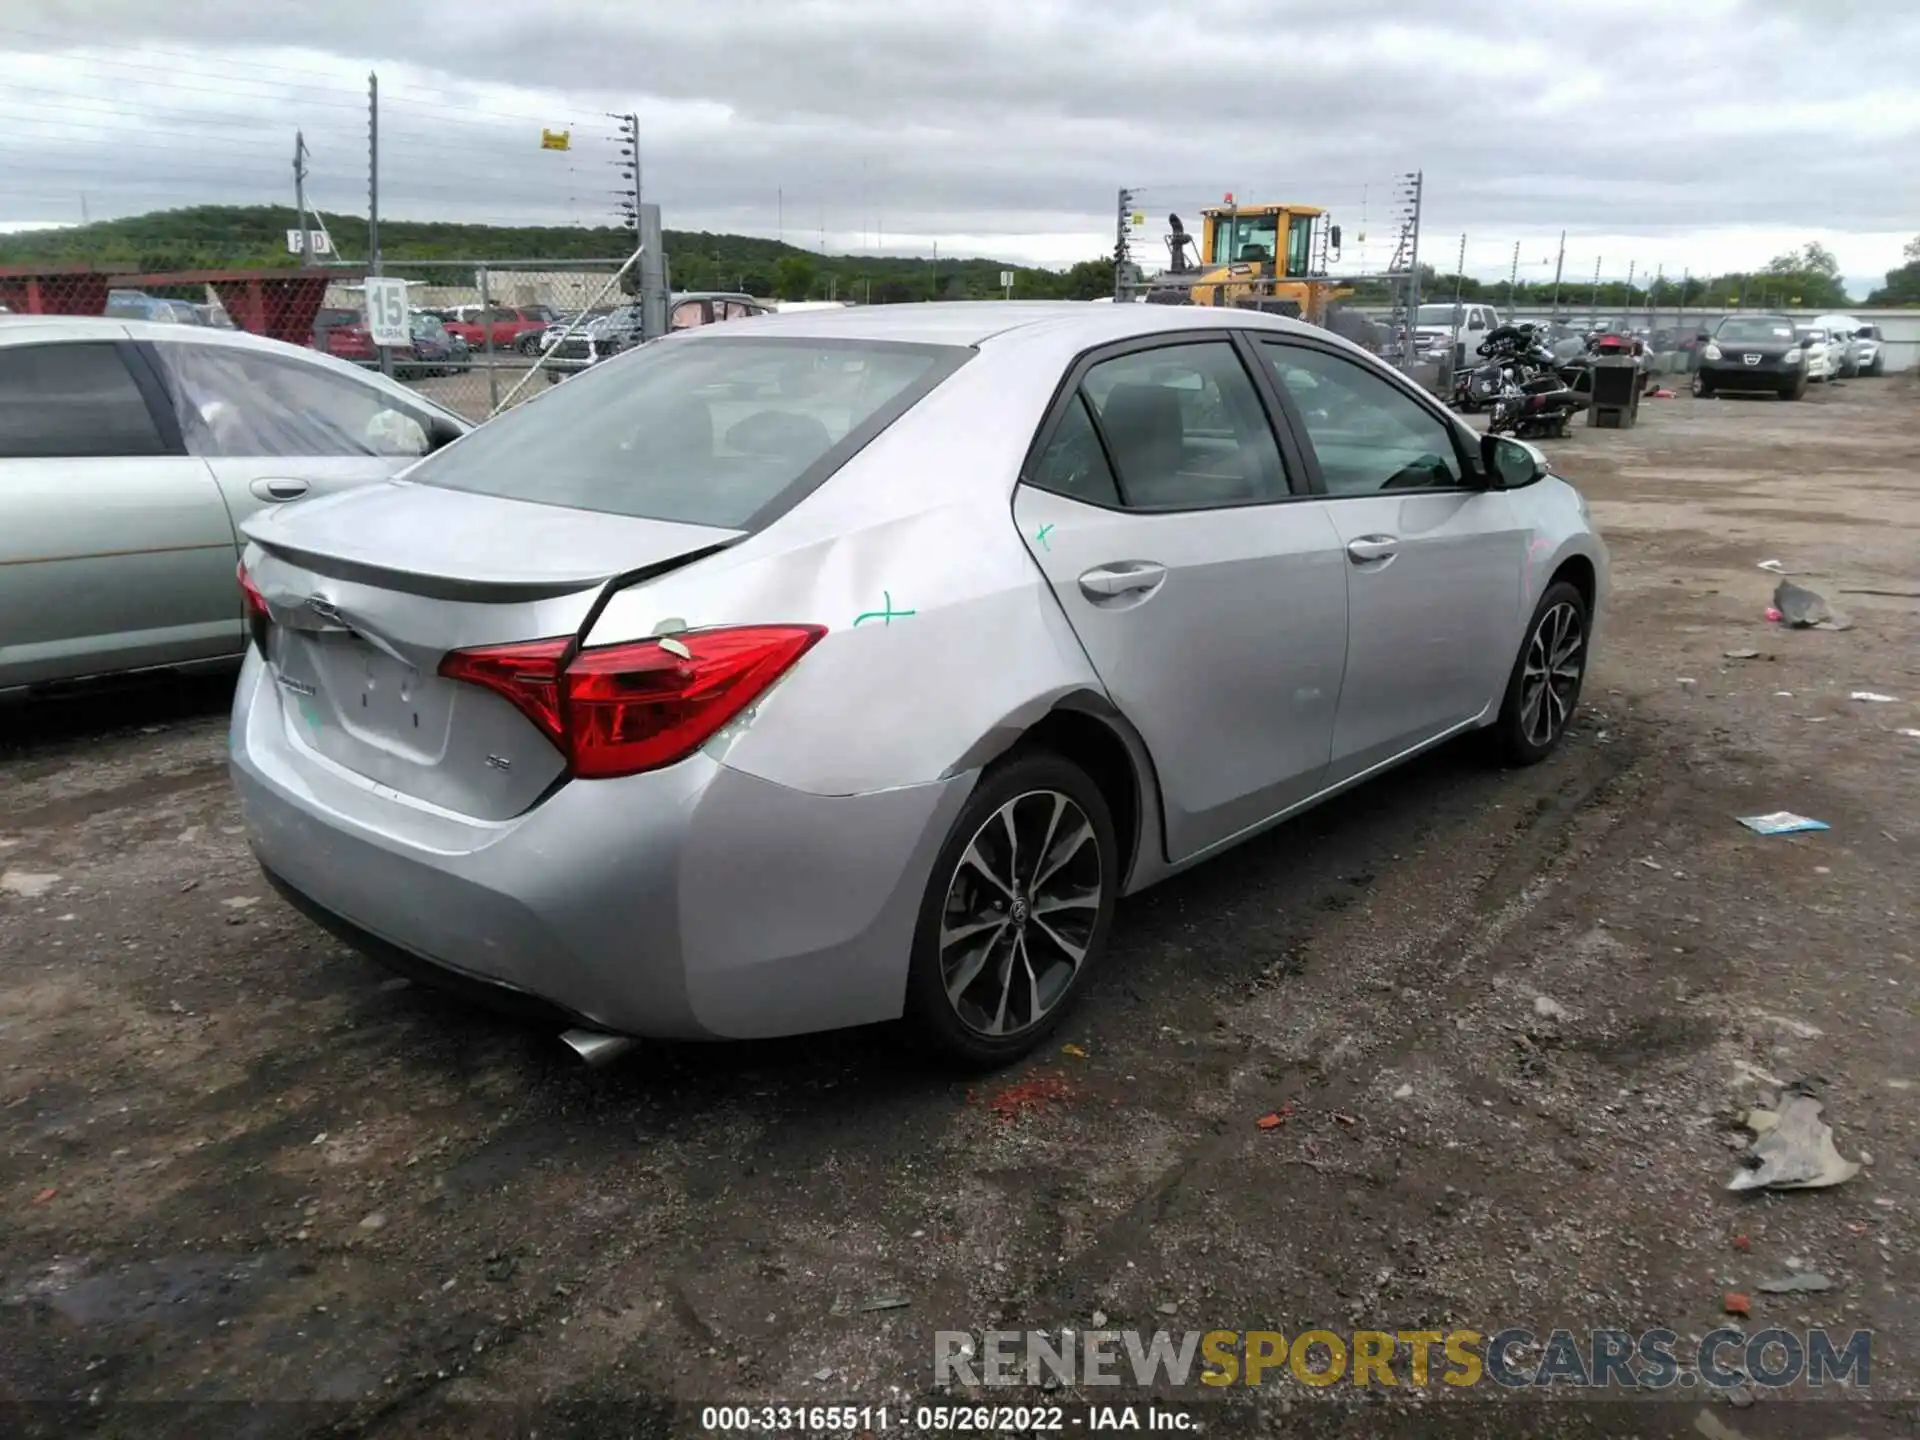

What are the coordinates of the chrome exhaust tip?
(559, 1028, 637, 1068)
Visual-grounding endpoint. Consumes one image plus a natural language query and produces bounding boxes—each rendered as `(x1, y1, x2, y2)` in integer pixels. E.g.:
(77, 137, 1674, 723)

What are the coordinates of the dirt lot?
(3, 378, 1917, 1438)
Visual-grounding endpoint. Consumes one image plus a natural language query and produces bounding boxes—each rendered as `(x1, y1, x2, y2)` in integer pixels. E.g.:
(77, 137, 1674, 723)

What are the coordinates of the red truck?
(442, 306, 553, 355)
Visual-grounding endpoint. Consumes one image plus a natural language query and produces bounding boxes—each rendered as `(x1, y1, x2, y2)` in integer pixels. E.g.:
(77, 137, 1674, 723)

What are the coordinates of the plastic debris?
(1737, 812, 1829, 836)
(1723, 1292, 1750, 1317)
(1256, 1112, 1284, 1130)
(1061, 1043, 1087, 1058)
(1772, 579, 1852, 631)
(33, 1187, 56, 1204)
(1728, 1092, 1861, 1192)
(857, 1294, 911, 1312)
(1851, 692, 1898, 703)
(1392, 1082, 1413, 1099)
(1898, 729, 1920, 740)
(1723, 648, 1762, 660)
(1764, 607, 1783, 622)
(1756, 559, 1788, 574)
(1731, 1235, 1750, 1252)
(1757, 1272, 1831, 1294)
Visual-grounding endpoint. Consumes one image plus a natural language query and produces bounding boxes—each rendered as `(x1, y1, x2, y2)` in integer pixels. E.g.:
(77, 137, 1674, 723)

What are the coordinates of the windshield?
(1796, 328, 1826, 343)
(1209, 212, 1278, 265)
(1716, 317, 1795, 343)
(407, 336, 970, 529)
(1416, 305, 1468, 325)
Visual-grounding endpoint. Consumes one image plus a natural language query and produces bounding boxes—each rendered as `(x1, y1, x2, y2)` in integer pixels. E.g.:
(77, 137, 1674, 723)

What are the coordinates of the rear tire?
(902, 750, 1118, 1069)
(1490, 580, 1589, 767)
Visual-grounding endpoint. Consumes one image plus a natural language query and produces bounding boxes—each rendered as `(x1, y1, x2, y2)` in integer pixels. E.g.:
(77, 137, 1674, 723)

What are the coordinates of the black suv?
(1693, 315, 1810, 400)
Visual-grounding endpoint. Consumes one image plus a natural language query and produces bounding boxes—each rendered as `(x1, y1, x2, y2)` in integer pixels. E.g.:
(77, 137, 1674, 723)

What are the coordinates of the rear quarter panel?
(583, 340, 1104, 797)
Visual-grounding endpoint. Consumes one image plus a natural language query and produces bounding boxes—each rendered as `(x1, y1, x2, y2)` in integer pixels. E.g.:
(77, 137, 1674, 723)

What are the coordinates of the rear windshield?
(408, 335, 969, 529)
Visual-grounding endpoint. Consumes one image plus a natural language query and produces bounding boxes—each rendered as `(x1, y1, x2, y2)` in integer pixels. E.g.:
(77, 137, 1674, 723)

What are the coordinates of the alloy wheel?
(938, 790, 1103, 1038)
(1519, 601, 1584, 749)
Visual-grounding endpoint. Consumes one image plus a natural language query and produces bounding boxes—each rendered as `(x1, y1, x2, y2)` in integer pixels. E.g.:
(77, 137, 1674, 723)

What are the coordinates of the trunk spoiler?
(562, 538, 742, 665)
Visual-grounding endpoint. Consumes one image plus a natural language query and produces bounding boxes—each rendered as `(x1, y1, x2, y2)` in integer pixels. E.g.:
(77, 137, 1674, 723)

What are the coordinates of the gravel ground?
(2, 376, 1916, 1439)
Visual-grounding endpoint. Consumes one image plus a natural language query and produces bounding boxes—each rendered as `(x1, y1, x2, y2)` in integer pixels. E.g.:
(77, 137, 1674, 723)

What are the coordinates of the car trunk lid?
(242, 483, 740, 821)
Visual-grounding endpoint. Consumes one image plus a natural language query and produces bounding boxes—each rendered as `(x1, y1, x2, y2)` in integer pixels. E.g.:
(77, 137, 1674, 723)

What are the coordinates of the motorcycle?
(1453, 322, 1586, 439)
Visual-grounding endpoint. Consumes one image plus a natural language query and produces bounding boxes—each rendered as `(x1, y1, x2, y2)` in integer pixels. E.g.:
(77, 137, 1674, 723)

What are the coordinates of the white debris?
(0, 871, 62, 899)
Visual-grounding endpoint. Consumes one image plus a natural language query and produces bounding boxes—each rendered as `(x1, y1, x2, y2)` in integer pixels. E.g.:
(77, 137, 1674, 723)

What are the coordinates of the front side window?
(671, 301, 710, 330)
(0, 343, 167, 458)
(153, 344, 437, 459)
(1078, 340, 1288, 508)
(1210, 213, 1278, 265)
(1285, 214, 1314, 277)
(406, 337, 966, 529)
(1260, 342, 1464, 496)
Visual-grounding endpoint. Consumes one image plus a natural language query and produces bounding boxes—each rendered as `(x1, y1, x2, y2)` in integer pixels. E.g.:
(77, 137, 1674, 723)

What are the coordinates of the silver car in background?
(0, 318, 469, 693)
(230, 304, 1608, 1066)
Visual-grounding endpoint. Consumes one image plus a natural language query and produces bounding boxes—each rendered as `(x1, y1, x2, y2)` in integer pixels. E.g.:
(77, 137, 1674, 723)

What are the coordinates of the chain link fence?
(329, 258, 637, 422)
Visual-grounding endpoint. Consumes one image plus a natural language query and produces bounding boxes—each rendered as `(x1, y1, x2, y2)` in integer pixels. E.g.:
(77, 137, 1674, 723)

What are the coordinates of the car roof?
(681, 299, 1328, 349)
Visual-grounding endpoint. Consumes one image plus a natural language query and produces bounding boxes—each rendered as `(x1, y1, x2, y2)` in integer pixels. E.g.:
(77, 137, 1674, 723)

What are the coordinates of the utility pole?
(777, 187, 783, 245)
(1507, 240, 1521, 319)
(1649, 263, 1661, 331)
(1624, 261, 1637, 329)
(292, 130, 311, 266)
(1589, 256, 1602, 329)
(1549, 230, 1566, 318)
(368, 73, 390, 376)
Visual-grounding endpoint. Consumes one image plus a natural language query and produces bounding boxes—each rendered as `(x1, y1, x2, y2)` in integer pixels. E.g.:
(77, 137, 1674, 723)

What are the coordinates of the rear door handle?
(250, 478, 310, 502)
(1346, 535, 1398, 564)
(1078, 562, 1167, 599)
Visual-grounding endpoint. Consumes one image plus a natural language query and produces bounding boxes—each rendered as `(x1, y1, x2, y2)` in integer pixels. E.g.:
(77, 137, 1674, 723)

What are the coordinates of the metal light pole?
(292, 130, 311, 266)
(368, 73, 391, 377)
(1549, 230, 1566, 318)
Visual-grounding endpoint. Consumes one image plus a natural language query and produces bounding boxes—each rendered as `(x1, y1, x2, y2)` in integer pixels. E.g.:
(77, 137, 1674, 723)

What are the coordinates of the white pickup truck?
(1413, 302, 1506, 367)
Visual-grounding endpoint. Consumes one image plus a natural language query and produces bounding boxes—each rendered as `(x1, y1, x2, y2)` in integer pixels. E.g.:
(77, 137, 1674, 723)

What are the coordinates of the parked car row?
(539, 292, 775, 380)
(105, 289, 236, 328)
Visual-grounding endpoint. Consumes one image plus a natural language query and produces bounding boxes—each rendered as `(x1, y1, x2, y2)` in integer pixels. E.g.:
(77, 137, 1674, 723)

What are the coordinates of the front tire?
(1491, 580, 1589, 767)
(902, 751, 1118, 1069)
(1868, 353, 1885, 377)
(1781, 372, 1808, 400)
(1692, 371, 1715, 398)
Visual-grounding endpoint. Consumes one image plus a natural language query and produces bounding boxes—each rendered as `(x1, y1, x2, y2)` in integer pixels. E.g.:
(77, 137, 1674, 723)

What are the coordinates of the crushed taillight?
(237, 559, 271, 655)
(437, 625, 825, 780)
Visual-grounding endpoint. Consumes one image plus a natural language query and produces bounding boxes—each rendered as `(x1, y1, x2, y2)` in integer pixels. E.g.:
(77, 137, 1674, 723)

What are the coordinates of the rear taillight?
(438, 625, 825, 780)
(237, 560, 270, 655)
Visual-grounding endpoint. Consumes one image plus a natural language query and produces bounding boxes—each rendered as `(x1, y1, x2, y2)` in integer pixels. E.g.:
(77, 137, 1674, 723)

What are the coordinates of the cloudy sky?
(2, 0, 1916, 294)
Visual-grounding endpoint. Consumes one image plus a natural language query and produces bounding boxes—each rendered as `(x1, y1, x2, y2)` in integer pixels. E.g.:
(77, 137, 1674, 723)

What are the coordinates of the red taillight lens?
(238, 560, 271, 654)
(437, 625, 825, 780)
(437, 637, 570, 745)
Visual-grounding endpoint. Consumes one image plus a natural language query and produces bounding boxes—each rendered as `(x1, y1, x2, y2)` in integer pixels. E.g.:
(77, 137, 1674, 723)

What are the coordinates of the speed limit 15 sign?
(364, 276, 410, 347)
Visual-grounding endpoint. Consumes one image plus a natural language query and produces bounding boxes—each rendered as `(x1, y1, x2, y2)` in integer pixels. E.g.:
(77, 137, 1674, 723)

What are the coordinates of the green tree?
(1866, 234, 1920, 305)
(771, 255, 816, 301)
(1061, 257, 1116, 300)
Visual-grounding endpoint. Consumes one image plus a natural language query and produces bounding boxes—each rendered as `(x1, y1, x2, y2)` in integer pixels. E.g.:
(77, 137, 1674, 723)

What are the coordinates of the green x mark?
(1034, 522, 1055, 551)
(853, 590, 916, 627)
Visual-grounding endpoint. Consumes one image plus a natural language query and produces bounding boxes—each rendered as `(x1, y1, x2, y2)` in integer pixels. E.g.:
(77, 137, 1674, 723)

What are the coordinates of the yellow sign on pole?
(541, 128, 571, 151)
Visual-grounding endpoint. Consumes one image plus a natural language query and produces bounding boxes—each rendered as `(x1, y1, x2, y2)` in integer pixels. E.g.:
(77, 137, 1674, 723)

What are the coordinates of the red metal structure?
(127, 268, 362, 346)
(0, 262, 136, 316)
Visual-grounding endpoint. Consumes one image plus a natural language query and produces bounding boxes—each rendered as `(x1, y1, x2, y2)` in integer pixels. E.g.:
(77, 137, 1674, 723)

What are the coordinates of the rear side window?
(406, 336, 969, 529)
(151, 343, 437, 459)
(0, 343, 167, 458)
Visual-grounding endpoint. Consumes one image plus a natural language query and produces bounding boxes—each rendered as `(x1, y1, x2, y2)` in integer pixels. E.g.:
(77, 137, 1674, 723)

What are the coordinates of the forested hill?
(0, 205, 1118, 302)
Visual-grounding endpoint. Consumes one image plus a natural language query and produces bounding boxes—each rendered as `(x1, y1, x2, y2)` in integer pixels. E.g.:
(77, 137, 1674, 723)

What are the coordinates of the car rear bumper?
(228, 652, 972, 1040)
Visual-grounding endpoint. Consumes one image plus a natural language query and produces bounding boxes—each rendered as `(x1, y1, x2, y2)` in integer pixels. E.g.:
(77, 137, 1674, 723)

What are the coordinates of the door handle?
(1346, 535, 1398, 564)
(1078, 562, 1167, 599)
(250, 478, 310, 502)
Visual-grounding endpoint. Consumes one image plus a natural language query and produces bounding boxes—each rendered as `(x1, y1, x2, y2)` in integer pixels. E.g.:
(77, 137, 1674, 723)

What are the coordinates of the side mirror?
(1328, 224, 1343, 251)
(1695, 332, 1711, 343)
(1482, 433, 1548, 490)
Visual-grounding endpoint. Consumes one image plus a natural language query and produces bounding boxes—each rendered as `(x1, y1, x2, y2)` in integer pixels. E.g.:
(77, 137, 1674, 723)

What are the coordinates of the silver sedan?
(229, 303, 1608, 1067)
(0, 317, 468, 694)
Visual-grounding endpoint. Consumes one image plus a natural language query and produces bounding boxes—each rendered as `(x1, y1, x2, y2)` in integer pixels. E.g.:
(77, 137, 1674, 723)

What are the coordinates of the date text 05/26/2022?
(698, 1402, 1195, 1432)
